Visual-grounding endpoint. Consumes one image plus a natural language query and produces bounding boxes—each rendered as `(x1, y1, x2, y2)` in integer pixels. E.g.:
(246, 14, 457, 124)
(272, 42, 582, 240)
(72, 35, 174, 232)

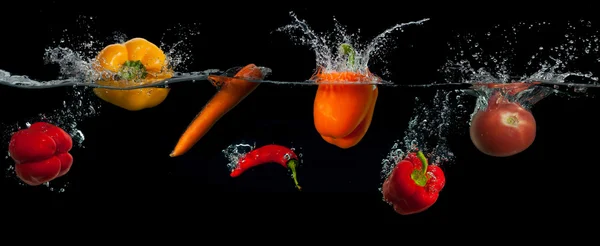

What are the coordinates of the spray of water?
(276, 11, 429, 78)
(0, 19, 206, 89)
(441, 20, 600, 86)
(379, 90, 467, 186)
(0, 15, 201, 192)
(222, 142, 256, 172)
(380, 21, 600, 189)
(441, 20, 600, 127)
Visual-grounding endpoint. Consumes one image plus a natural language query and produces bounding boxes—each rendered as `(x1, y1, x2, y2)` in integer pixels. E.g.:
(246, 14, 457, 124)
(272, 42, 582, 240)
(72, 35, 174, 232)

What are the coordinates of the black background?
(0, 2, 598, 225)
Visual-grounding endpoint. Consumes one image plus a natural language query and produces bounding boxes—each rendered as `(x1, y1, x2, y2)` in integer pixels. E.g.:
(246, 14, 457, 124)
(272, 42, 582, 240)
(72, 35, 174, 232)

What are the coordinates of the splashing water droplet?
(1, 16, 202, 193)
(380, 90, 465, 183)
(441, 20, 600, 87)
(276, 12, 429, 78)
(222, 142, 255, 171)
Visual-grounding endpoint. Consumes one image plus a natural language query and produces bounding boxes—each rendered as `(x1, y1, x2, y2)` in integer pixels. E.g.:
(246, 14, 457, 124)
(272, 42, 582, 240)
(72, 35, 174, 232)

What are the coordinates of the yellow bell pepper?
(93, 38, 173, 111)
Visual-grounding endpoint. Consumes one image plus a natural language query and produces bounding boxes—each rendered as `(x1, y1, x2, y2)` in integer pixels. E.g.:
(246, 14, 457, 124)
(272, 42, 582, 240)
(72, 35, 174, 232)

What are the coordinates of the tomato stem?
(339, 43, 356, 69)
(287, 159, 302, 191)
(119, 60, 147, 80)
(411, 151, 429, 187)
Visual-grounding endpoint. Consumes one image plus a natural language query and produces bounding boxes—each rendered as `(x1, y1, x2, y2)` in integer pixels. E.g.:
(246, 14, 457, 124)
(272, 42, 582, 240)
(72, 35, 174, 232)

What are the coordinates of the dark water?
(1, 4, 599, 226)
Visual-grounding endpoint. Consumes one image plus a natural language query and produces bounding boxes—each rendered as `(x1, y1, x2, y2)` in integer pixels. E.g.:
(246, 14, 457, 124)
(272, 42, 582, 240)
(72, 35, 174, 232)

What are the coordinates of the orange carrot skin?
(170, 64, 265, 157)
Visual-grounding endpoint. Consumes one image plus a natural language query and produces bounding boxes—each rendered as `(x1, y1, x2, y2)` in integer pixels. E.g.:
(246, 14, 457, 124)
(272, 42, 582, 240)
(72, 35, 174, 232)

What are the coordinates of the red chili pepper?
(382, 151, 445, 215)
(230, 144, 301, 190)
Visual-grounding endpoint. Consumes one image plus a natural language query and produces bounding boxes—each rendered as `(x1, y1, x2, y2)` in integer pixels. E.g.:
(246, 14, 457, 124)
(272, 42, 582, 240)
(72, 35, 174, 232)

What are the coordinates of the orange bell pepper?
(92, 38, 173, 111)
(312, 44, 379, 149)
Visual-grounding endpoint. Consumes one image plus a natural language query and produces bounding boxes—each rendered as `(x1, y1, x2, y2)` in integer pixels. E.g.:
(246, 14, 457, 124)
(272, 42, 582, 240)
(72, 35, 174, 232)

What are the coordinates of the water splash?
(467, 83, 555, 122)
(276, 11, 429, 78)
(0, 15, 203, 192)
(0, 17, 207, 89)
(222, 142, 256, 172)
(380, 90, 468, 184)
(439, 20, 600, 131)
(160, 22, 202, 71)
(441, 20, 600, 89)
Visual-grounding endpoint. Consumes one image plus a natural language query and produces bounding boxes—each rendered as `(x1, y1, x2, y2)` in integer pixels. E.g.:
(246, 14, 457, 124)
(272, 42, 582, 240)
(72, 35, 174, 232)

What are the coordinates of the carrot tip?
(169, 151, 177, 157)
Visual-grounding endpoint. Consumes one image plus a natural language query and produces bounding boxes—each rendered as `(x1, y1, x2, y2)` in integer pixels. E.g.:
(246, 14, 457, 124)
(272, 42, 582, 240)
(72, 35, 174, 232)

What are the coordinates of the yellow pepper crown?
(118, 60, 148, 81)
(92, 38, 173, 111)
(95, 37, 171, 82)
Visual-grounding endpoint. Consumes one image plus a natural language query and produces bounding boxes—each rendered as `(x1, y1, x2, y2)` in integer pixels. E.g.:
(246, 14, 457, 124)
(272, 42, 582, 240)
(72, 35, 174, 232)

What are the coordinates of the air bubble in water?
(380, 90, 464, 185)
(222, 142, 255, 171)
(2, 15, 203, 193)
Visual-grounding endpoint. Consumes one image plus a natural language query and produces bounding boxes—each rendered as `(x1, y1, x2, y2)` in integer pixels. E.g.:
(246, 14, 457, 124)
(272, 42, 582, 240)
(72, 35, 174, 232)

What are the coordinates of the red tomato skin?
(470, 102, 536, 157)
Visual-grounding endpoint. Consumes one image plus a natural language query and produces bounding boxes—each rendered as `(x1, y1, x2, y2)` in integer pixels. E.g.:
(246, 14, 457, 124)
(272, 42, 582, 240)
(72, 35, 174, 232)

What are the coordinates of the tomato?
(469, 100, 536, 157)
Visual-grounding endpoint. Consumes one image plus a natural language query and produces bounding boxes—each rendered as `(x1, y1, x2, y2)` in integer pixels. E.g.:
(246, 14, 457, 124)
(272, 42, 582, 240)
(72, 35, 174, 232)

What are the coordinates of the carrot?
(169, 64, 265, 157)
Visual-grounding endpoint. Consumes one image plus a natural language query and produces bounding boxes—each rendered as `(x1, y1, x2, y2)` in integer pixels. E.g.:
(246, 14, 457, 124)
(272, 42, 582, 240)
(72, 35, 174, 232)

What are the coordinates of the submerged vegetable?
(170, 64, 266, 157)
(312, 43, 379, 149)
(93, 37, 173, 111)
(382, 151, 446, 215)
(8, 122, 74, 186)
(230, 144, 301, 191)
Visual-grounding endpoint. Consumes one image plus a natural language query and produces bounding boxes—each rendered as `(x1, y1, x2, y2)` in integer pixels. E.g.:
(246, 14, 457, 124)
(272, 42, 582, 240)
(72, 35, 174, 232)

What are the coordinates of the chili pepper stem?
(411, 151, 429, 187)
(287, 159, 302, 191)
(118, 60, 148, 80)
(339, 43, 356, 69)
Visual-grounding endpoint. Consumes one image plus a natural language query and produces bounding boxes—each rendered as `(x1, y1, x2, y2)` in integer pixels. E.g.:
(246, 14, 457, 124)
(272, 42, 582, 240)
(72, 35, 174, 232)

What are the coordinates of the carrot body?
(170, 64, 265, 157)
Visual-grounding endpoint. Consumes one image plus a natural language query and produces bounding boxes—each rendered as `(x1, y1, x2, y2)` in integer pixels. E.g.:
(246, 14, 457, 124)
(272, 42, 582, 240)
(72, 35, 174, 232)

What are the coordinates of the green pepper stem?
(416, 151, 429, 175)
(287, 159, 302, 191)
(339, 43, 356, 68)
(118, 60, 148, 80)
(410, 151, 429, 187)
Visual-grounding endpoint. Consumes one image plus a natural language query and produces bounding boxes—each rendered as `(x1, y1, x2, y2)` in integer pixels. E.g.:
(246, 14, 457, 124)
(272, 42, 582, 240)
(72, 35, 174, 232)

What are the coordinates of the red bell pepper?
(382, 151, 445, 215)
(230, 144, 301, 190)
(8, 122, 73, 186)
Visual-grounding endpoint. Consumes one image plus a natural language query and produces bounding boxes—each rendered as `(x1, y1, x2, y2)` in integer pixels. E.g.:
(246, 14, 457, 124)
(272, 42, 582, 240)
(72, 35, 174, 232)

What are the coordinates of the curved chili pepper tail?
(287, 159, 302, 191)
(230, 168, 243, 178)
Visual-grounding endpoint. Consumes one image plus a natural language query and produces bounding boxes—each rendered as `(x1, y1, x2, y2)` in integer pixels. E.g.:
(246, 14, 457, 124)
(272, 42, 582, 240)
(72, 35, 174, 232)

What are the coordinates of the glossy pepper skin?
(382, 151, 445, 215)
(8, 122, 73, 186)
(313, 78, 378, 149)
(312, 44, 379, 149)
(93, 37, 173, 111)
(230, 144, 301, 190)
